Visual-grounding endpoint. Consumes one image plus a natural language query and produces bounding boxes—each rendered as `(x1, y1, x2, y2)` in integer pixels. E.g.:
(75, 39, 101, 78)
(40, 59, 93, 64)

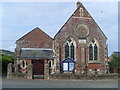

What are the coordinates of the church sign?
(61, 58, 76, 72)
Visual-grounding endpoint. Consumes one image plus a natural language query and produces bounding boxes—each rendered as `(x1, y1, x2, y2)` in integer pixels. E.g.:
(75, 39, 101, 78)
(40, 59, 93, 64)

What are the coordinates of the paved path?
(2, 77, 118, 88)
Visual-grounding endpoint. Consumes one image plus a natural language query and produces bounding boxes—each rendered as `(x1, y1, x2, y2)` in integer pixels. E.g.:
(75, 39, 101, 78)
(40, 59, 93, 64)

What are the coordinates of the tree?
(109, 55, 120, 67)
(0, 50, 14, 75)
(109, 54, 120, 73)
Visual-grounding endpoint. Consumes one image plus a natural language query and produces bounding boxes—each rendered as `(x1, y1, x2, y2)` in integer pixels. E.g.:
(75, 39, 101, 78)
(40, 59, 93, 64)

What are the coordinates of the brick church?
(9, 2, 108, 79)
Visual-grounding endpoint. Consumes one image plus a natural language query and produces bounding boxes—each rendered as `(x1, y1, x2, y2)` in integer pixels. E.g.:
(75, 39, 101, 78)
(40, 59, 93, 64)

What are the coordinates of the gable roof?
(16, 27, 53, 43)
(112, 52, 120, 57)
(61, 58, 76, 63)
(54, 2, 107, 39)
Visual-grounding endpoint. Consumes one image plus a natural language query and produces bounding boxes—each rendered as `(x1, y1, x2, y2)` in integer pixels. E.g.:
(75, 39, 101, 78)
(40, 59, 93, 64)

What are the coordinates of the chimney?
(76, 1, 82, 8)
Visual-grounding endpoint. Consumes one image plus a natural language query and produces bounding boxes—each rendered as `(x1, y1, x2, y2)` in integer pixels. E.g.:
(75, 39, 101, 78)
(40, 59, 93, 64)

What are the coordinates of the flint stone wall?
(50, 73, 118, 80)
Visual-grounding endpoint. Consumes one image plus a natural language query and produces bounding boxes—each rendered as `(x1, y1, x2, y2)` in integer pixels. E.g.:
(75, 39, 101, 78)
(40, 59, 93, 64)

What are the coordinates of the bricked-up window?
(89, 44, 93, 60)
(94, 44, 98, 60)
(70, 43, 74, 60)
(65, 43, 69, 58)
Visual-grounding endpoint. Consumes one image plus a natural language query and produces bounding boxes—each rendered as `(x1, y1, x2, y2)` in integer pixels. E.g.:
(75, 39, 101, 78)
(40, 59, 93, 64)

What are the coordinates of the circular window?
(75, 24, 89, 38)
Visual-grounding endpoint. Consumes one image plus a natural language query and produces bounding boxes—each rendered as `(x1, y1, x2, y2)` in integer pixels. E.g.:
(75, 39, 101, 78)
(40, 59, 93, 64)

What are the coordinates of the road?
(2, 77, 118, 88)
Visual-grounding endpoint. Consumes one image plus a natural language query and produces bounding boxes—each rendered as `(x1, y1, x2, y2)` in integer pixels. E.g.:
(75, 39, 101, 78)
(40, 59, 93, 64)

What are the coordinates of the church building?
(8, 2, 108, 79)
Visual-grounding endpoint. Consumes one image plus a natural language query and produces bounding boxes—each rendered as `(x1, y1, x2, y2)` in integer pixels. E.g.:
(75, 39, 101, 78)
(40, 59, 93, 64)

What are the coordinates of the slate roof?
(19, 48, 54, 60)
(113, 52, 120, 57)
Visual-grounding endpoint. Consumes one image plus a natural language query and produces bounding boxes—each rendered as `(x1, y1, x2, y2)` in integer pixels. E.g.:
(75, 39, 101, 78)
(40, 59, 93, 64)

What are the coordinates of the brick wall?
(54, 3, 107, 73)
(15, 27, 53, 59)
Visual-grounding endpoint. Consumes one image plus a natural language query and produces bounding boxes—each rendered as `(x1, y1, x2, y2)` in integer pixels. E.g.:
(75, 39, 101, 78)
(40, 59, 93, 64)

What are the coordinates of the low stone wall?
(11, 72, 27, 79)
(7, 63, 33, 79)
(50, 73, 118, 80)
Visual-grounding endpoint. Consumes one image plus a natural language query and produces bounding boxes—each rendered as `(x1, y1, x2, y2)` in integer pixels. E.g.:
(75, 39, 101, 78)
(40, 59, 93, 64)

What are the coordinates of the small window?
(22, 60, 25, 67)
(49, 61, 52, 68)
(92, 40, 95, 43)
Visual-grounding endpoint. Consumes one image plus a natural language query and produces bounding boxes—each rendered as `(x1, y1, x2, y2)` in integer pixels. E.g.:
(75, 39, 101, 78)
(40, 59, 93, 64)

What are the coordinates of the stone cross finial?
(76, 1, 82, 8)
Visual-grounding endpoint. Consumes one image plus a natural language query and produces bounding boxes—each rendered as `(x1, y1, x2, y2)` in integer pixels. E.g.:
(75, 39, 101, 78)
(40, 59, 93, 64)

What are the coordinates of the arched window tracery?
(64, 37, 76, 60)
(89, 39, 99, 61)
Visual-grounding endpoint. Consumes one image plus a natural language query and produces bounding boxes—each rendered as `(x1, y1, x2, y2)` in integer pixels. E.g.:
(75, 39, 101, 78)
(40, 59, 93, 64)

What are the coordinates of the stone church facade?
(8, 2, 108, 79)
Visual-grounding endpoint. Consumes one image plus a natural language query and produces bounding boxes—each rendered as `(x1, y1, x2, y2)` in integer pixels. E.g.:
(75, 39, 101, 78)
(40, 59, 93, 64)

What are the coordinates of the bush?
(0, 50, 14, 76)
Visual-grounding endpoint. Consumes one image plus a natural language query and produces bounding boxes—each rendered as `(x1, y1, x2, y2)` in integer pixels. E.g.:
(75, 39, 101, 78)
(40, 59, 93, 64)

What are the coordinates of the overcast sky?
(1, 2, 118, 56)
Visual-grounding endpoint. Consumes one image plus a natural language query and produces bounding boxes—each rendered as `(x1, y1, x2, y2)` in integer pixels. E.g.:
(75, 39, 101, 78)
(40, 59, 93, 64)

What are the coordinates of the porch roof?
(18, 48, 54, 60)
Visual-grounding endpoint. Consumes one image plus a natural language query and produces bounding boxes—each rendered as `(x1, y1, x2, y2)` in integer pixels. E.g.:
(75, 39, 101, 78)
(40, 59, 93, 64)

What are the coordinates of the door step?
(33, 75, 44, 79)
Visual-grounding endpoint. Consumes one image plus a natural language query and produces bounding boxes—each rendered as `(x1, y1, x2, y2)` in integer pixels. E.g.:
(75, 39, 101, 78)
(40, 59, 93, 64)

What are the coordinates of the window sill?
(88, 60, 101, 64)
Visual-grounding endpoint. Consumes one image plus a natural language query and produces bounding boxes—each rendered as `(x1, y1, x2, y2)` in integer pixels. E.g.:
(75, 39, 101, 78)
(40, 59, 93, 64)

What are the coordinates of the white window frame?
(64, 37, 76, 61)
(88, 38, 99, 61)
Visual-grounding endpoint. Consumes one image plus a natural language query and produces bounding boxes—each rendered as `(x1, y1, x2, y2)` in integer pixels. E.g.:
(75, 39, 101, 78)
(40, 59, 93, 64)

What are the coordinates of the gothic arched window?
(89, 39, 98, 61)
(64, 37, 76, 60)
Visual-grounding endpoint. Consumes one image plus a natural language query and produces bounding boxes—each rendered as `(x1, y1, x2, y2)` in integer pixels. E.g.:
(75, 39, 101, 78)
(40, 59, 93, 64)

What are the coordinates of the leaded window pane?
(89, 44, 93, 60)
(94, 44, 98, 60)
(70, 43, 74, 60)
(65, 43, 69, 58)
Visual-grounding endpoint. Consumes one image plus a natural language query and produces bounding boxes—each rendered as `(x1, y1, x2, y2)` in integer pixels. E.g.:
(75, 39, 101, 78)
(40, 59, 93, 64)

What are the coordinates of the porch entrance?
(32, 60, 44, 79)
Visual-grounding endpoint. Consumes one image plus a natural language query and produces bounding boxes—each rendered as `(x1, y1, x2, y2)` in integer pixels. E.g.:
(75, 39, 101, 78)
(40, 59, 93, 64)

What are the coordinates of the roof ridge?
(54, 6, 79, 38)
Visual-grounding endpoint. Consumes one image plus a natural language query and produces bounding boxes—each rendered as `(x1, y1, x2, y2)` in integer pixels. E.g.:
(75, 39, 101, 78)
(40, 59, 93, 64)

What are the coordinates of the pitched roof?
(54, 2, 107, 39)
(16, 27, 53, 42)
(18, 48, 54, 59)
(61, 58, 76, 63)
(112, 52, 120, 57)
